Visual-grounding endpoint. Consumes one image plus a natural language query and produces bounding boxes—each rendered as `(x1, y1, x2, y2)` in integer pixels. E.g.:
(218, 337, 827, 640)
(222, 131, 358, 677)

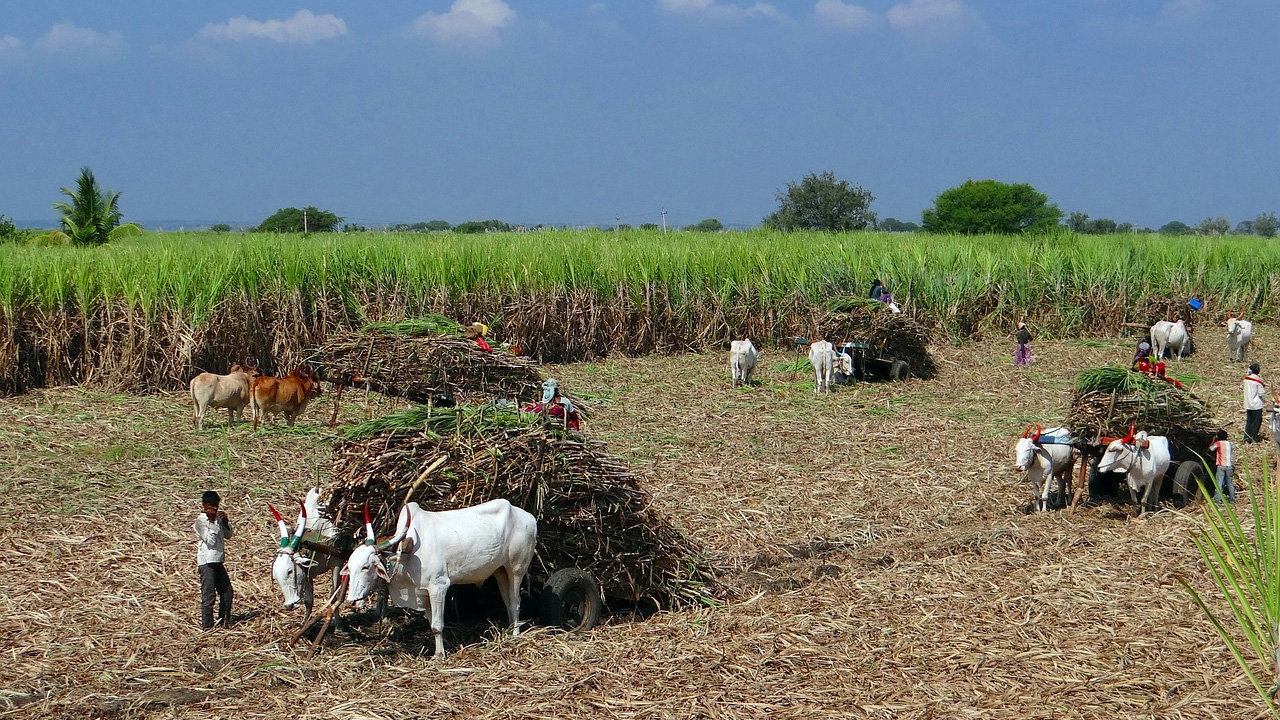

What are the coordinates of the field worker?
(1130, 340, 1151, 369)
(869, 279, 886, 302)
(1014, 322, 1033, 367)
(1244, 363, 1265, 443)
(194, 490, 234, 629)
(1208, 429, 1235, 504)
(464, 321, 493, 352)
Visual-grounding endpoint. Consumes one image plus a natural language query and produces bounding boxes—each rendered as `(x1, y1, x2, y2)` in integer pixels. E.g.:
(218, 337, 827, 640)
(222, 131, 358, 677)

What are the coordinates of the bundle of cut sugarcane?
(307, 325, 583, 412)
(321, 405, 717, 610)
(818, 299, 937, 379)
(1069, 365, 1216, 457)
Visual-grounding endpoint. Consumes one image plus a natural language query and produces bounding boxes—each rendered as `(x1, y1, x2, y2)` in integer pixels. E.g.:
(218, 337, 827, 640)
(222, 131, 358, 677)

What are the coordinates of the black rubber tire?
(538, 568, 602, 632)
(1171, 459, 1208, 507)
(889, 360, 911, 382)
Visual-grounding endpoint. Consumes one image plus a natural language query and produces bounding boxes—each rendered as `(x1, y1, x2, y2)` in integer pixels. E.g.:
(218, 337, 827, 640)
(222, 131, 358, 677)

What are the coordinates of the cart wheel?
(538, 568, 602, 632)
(889, 360, 911, 382)
(1171, 460, 1208, 506)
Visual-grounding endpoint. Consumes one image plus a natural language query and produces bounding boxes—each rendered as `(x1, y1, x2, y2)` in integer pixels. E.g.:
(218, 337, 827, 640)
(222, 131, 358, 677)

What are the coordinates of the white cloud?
(813, 0, 877, 31)
(1161, 0, 1212, 23)
(0, 36, 23, 63)
(34, 23, 126, 57)
(887, 0, 977, 41)
(657, 0, 783, 21)
(198, 10, 348, 44)
(409, 0, 517, 47)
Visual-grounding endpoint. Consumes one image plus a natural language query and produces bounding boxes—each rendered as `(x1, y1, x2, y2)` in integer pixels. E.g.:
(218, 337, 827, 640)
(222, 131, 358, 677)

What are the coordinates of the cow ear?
(340, 567, 350, 580)
(375, 562, 391, 581)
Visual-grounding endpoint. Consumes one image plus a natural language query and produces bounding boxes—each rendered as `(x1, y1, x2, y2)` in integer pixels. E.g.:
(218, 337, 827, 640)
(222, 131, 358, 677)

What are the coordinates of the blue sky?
(1, 1, 1276, 230)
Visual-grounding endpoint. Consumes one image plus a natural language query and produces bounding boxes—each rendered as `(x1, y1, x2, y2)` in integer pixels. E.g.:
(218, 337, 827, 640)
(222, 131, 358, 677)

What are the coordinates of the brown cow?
(190, 363, 261, 430)
(250, 367, 323, 430)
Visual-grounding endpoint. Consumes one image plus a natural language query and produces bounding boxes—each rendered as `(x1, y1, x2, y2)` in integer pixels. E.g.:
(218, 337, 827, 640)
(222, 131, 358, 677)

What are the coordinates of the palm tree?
(51, 167, 139, 245)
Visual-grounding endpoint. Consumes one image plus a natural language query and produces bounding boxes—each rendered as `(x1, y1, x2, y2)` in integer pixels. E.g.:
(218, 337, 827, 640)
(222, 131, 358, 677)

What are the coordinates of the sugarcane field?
(2, 293, 1280, 719)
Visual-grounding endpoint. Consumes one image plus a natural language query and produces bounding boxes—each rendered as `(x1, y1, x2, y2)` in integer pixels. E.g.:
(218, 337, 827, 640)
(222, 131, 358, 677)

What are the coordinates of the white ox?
(1150, 320, 1190, 361)
(1270, 405, 1280, 462)
(190, 364, 260, 430)
(729, 339, 762, 387)
(809, 340, 834, 394)
(343, 498, 537, 658)
(270, 486, 341, 621)
(1096, 429, 1171, 516)
(1227, 317, 1254, 363)
(1013, 425, 1076, 512)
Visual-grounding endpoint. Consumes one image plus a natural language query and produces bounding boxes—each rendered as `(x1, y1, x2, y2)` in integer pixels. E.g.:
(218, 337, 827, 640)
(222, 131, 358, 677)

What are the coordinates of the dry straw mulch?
(2, 330, 1279, 718)
(324, 406, 717, 609)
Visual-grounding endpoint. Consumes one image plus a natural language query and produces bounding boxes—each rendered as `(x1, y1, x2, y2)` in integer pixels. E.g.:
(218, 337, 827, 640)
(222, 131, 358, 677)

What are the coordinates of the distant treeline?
(0, 229, 1270, 393)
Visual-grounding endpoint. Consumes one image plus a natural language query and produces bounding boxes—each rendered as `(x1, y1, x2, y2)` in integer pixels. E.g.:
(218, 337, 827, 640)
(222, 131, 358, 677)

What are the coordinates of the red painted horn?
(269, 503, 289, 542)
(1122, 424, 1135, 445)
(1031, 425, 1042, 442)
(1021, 427, 1030, 439)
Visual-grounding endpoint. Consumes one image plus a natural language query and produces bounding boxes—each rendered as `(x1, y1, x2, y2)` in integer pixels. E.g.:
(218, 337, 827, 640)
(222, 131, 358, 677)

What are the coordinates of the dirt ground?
(1, 324, 1277, 719)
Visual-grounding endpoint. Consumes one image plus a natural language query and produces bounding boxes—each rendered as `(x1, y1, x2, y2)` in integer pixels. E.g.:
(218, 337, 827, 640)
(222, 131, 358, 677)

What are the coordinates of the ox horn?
(290, 499, 307, 549)
(363, 503, 376, 546)
(269, 504, 290, 547)
(1122, 423, 1135, 445)
(378, 505, 413, 551)
(1020, 427, 1030, 439)
(1031, 425, 1042, 442)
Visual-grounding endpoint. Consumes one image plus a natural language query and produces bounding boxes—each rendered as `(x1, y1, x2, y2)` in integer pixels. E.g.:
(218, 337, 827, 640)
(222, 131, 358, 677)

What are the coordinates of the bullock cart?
(1067, 365, 1214, 511)
(812, 297, 937, 382)
(292, 404, 716, 652)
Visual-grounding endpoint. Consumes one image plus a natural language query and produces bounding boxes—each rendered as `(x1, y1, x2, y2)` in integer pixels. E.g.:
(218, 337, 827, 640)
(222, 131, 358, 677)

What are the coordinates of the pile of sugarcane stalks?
(818, 298, 937, 379)
(1069, 365, 1216, 460)
(322, 406, 717, 611)
(308, 328, 583, 411)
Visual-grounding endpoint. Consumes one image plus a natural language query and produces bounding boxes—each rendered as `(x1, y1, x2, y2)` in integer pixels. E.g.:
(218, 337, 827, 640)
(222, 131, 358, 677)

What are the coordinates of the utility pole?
(660, 208, 667, 234)
(303, 208, 308, 233)
(615, 215, 621, 232)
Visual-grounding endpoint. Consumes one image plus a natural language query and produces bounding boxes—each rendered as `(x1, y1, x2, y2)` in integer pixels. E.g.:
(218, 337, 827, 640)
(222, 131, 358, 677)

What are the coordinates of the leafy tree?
(1159, 220, 1191, 235)
(209, 223, 231, 233)
(879, 218, 920, 232)
(454, 219, 511, 234)
(342, 223, 367, 233)
(1088, 218, 1118, 234)
(1195, 216, 1231, 236)
(639, 223, 659, 231)
(1065, 211, 1091, 233)
(763, 171, 876, 231)
(0, 214, 18, 243)
(424, 220, 451, 231)
(257, 206, 343, 233)
(1116, 222, 1136, 234)
(1234, 220, 1254, 235)
(1253, 212, 1278, 238)
(51, 167, 141, 245)
(922, 179, 1062, 234)
(685, 218, 723, 232)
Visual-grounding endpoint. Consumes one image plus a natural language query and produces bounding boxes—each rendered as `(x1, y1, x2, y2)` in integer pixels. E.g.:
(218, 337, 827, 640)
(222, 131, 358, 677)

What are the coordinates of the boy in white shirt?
(194, 490, 234, 629)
